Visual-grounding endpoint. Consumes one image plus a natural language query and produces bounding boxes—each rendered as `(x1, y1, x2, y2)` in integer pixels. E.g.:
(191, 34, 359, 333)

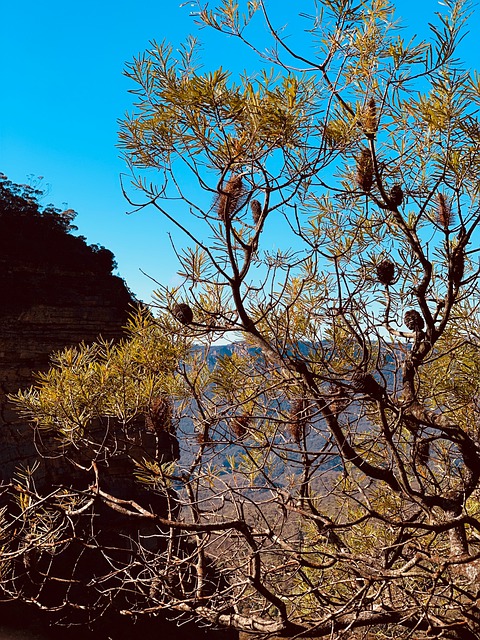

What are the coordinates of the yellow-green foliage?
(12, 307, 190, 444)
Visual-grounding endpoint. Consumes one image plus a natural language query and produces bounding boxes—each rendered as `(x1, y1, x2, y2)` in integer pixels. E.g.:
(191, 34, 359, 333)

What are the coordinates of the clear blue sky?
(1, 1, 479, 302)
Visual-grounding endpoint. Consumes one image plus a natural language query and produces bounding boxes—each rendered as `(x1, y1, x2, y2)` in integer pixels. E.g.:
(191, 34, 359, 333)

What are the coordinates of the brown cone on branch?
(145, 396, 173, 434)
(351, 372, 384, 399)
(288, 398, 309, 444)
(172, 302, 194, 325)
(250, 199, 262, 225)
(437, 193, 453, 228)
(376, 259, 395, 286)
(215, 175, 246, 222)
(452, 248, 465, 287)
(231, 414, 250, 440)
(389, 184, 404, 207)
(356, 148, 374, 192)
(363, 97, 378, 136)
(417, 440, 430, 467)
(404, 309, 424, 331)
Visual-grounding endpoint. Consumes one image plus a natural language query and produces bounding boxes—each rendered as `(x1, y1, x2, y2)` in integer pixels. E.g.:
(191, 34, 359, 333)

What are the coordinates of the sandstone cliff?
(0, 174, 134, 481)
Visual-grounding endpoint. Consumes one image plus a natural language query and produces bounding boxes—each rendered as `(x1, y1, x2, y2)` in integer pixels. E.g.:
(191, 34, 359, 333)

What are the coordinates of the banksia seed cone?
(215, 175, 245, 222)
(452, 248, 465, 287)
(437, 193, 453, 228)
(172, 302, 194, 325)
(417, 440, 430, 467)
(250, 199, 262, 225)
(356, 148, 374, 192)
(364, 97, 378, 135)
(145, 396, 172, 434)
(390, 184, 404, 207)
(351, 372, 384, 399)
(404, 309, 424, 331)
(288, 398, 309, 444)
(376, 259, 395, 286)
(231, 414, 249, 439)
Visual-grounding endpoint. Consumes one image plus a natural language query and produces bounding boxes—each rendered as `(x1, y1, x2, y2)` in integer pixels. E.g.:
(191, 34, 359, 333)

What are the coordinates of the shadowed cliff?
(0, 174, 134, 479)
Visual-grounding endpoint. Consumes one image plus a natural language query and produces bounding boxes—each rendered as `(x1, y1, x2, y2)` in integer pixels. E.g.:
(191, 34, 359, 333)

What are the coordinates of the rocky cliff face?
(0, 175, 134, 480)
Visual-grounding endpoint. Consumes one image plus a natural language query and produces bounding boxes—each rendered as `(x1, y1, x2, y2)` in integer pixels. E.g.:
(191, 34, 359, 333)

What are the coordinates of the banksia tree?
(329, 386, 349, 415)
(14, 2, 480, 639)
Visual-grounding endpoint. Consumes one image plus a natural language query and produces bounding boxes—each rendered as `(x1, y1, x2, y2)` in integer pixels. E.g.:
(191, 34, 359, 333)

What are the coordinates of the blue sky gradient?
(2, 1, 479, 302)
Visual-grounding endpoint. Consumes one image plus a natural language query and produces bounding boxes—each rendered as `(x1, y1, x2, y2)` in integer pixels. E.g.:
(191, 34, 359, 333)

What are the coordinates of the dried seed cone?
(288, 398, 309, 444)
(376, 259, 395, 286)
(215, 175, 245, 222)
(389, 184, 404, 207)
(364, 97, 378, 135)
(417, 440, 430, 466)
(452, 248, 465, 286)
(437, 193, 453, 228)
(356, 148, 374, 192)
(231, 414, 249, 439)
(172, 302, 194, 325)
(351, 372, 384, 399)
(145, 396, 173, 434)
(404, 309, 424, 331)
(250, 199, 262, 224)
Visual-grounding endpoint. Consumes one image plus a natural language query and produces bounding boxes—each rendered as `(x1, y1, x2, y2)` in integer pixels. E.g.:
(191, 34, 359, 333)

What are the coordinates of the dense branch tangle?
(8, 1, 480, 638)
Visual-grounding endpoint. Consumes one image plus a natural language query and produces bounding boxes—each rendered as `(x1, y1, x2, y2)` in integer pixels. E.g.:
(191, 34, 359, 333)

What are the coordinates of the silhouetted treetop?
(0, 173, 116, 275)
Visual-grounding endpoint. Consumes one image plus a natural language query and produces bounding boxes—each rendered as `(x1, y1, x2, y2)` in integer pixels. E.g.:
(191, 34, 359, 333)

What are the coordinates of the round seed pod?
(376, 259, 395, 286)
(351, 372, 384, 399)
(404, 310, 424, 331)
(172, 302, 193, 325)
(145, 396, 173, 434)
(389, 184, 404, 207)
